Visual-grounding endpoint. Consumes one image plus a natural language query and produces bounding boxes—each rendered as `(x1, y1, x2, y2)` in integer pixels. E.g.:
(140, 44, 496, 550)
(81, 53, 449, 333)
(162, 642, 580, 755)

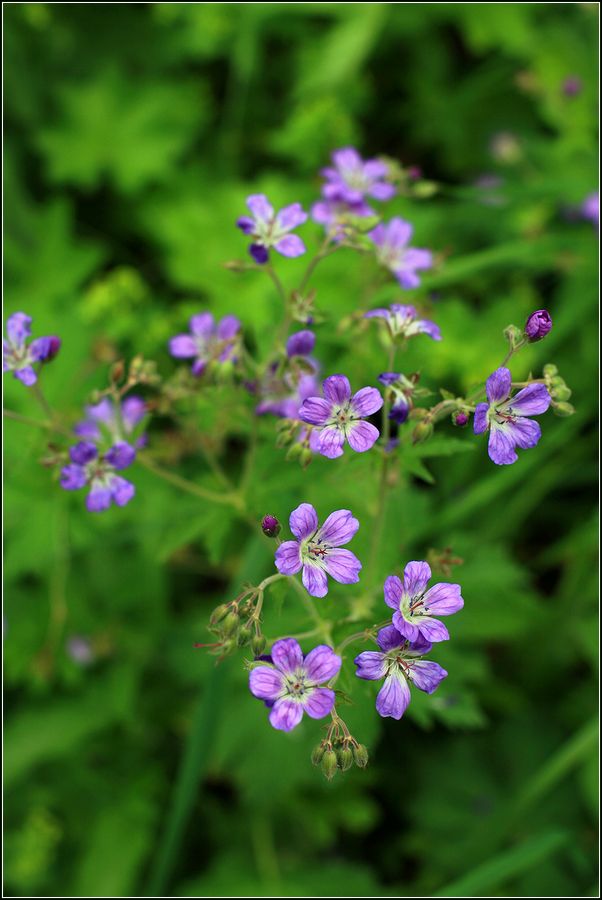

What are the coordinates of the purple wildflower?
(298, 374, 383, 458)
(582, 192, 599, 228)
(473, 367, 551, 466)
(286, 330, 315, 358)
(236, 194, 307, 264)
(169, 312, 240, 377)
(368, 218, 432, 288)
(384, 561, 464, 643)
(378, 372, 415, 424)
(365, 303, 441, 342)
(3, 312, 60, 386)
(354, 625, 447, 720)
(60, 441, 136, 512)
(320, 147, 395, 206)
(249, 638, 341, 732)
(524, 309, 552, 342)
(74, 395, 147, 457)
(275, 503, 362, 598)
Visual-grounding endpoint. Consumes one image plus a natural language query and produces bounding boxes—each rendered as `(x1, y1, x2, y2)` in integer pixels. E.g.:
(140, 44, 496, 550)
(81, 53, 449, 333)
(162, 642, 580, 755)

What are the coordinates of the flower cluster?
(3, 312, 60, 386)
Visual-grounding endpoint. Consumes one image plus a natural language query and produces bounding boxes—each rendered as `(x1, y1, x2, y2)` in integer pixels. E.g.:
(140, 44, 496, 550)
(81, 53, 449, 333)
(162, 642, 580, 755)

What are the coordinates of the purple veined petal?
(74, 420, 101, 441)
(236, 215, 255, 235)
(364, 307, 390, 320)
(392, 610, 420, 642)
(14, 366, 37, 386)
(191, 358, 207, 377)
(274, 540, 303, 576)
(488, 421, 518, 465)
(302, 686, 335, 719)
(60, 464, 87, 491)
(385, 217, 414, 248)
(473, 402, 489, 435)
(286, 330, 315, 358)
(249, 666, 284, 701)
(322, 374, 351, 404)
(105, 441, 137, 471)
(410, 317, 441, 341)
(86, 483, 113, 512)
(249, 243, 269, 265)
(169, 335, 198, 358)
(246, 193, 274, 224)
(369, 181, 396, 201)
(298, 397, 332, 426)
(323, 548, 362, 584)
(384, 575, 403, 611)
(303, 645, 342, 683)
(407, 660, 448, 694)
(276, 202, 308, 232)
(29, 337, 52, 362)
(269, 698, 304, 732)
(363, 159, 389, 180)
(308, 428, 322, 454)
(302, 562, 329, 598)
(354, 650, 387, 681)
(347, 420, 380, 453)
(275, 234, 306, 258)
(189, 312, 214, 338)
(405, 633, 433, 656)
(404, 248, 433, 271)
(507, 416, 542, 450)
(271, 638, 304, 674)
(376, 623, 405, 652)
(376, 671, 411, 719)
(390, 399, 410, 424)
(396, 270, 421, 290)
(86, 398, 114, 425)
(403, 561, 431, 598)
(332, 146, 362, 171)
(507, 383, 551, 417)
(378, 372, 400, 386)
(317, 509, 359, 546)
(423, 582, 464, 616)
(486, 367, 512, 404)
(350, 386, 383, 417)
(111, 476, 135, 507)
(311, 201, 334, 225)
(6, 312, 32, 346)
(69, 441, 98, 466)
(216, 314, 241, 341)
(416, 616, 450, 643)
(367, 224, 387, 247)
(289, 502, 319, 540)
(316, 425, 345, 459)
(121, 396, 146, 430)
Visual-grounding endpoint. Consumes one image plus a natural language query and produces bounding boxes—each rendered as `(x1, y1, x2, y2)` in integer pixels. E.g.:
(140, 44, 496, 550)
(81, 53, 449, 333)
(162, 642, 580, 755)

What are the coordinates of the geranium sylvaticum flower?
(384, 561, 464, 643)
(354, 625, 447, 720)
(75, 395, 147, 459)
(473, 367, 551, 466)
(365, 303, 441, 342)
(255, 331, 319, 420)
(299, 374, 383, 458)
(249, 638, 341, 731)
(3, 312, 61, 386)
(320, 147, 395, 206)
(368, 218, 433, 288)
(60, 441, 136, 512)
(236, 194, 307, 264)
(275, 503, 362, 597)
(169, 312, 240, 376)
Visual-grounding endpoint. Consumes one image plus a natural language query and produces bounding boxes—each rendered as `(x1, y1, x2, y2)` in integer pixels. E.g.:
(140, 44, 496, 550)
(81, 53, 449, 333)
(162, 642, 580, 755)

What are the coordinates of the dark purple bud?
(105, 441, 137, 471)
(34, 335, 62, 363)
(249, 244, 269, 265)
(69, 441, 98, 465)
(562, 76, 582, 97)
(286, 330, 315, 357)
(389, 399, 410, 424)
(452, 411, 469, 427)
(524, 309, 552, 342)
(261, 514, 281, 538)
(378, 372, 399, 387)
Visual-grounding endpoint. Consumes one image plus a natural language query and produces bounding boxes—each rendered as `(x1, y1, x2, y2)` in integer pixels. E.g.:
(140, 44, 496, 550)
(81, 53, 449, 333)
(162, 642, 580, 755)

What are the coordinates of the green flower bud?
(352, 744, 369, 768)
(336, 746, 354, 772)
(219, 639, 236, 655)
(504, 324, 523, 347)
(251, 633, 266, 656)
(311, 743, 326, 766)
(285, 443, 303, 462)
(543, 363, 558, 378)
(553, 401, 575, 417)
(412, 420, 433, 445)
(321, 749, 338, 781)
(237, 625, 253, 647)
(299, 447, 313, 469)
(222, 611, 240, 636)
(552, 383, 572, 402)
(210, 604, 230, 626)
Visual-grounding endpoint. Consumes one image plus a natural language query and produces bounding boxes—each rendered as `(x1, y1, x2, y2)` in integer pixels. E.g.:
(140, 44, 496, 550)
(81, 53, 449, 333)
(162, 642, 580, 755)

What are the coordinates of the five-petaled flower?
(365, 303, 441, 342)
(275, 503, 362, 597)
(299, 374, 383, 458)
(249, 638, 341, 731)
(169, 312, 240, 377)
(320, 147, 395, 206)
(473, 367, 551, 466)
(3, 312, 61, 386)
(60, 441, 136, 512)
(237, 194, 307, 264)
(354, 624, 447, 720)
(384, 561, 464, 643)
(368, 218, 433, 288)
(74, 395, 147, 458)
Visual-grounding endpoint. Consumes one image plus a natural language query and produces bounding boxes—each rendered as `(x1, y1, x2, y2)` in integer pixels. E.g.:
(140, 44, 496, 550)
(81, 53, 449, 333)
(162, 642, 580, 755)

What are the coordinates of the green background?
(4, 3, 598, 897)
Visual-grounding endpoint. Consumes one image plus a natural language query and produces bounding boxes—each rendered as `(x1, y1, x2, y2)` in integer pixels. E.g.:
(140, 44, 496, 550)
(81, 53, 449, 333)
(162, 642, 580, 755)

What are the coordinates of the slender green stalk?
(138, 454, 242, 509)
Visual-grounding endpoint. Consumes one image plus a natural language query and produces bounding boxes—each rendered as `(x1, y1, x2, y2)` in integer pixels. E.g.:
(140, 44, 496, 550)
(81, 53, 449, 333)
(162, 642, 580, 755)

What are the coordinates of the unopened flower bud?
(285, 443, 303, 462)
(311, 743, 326, 766)
(41, 336, 62, 363)
(550, 378, 572, 401)
(336, 746, 354, 772)
(237, 625, 253, 647)
(524, 309, 552, 342)
(300, 447, 313, 469)
(222, 611, 240, 636)
(543, 363, 558, 378)
(452, 411, 469, 427)
(412, 420, 433, 445)
(504, 324, 523, 347)
(220, 639, 236, 655)
(261, 515, 281, 538)
(210, 603, 230, 626)
(321, 749, 338, 780)
(553, 401, 575, 417)
(251, 633, 266, 656)
(352, 743, 369, 768)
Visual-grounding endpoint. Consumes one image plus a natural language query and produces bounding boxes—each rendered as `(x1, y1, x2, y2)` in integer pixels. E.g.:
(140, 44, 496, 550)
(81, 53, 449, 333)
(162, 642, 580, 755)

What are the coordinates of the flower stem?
(297, 237, 337, 295)
(138, 454, 244, 510)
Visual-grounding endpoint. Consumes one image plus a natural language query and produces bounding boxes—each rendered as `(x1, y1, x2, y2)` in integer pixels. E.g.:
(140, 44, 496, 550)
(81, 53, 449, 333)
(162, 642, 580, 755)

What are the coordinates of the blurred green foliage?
(3, 3, 598, 897)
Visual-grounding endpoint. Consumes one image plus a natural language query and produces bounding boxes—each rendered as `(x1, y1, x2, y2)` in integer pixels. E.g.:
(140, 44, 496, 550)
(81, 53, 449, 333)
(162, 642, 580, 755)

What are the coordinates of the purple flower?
(378, 372, 415, 424)
(237, 194, 307, 264)
(368, 218, 432, 288)
(60, 441, 136, 512)
(286, 330, 315, 358)
(473, 367, 552, 466)
(249, 638, 341, 731)
(169, 312, 241, 377)
(261, 515, 281, 538)
(354, 624, 447, 720)
(74, 394, 147, 458)
(320, 147, 395, 206)
(298, 374, 383, 458)
(524, 309, 552, 342)
(384, 561, 464, 643)
(365, 303, 441, 342)
(582, 192, 599, 228)
(275, 503, 362, 598)
(311, 197, 375, 238)
(3, 312, 60, 386)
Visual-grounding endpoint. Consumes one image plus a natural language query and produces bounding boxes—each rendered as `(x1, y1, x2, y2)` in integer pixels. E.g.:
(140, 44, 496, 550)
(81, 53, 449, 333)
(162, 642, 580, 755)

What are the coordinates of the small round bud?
(352, 744, 369, 768)
(452, 411, 469, 427)
(299, 447, 313, 469)
(251, 633, 266, 656)
(41, 336, 62, 363)
(219, 639, 236, 655)
(285, 443, 303, 462)
(504, 324, 523, 347)
(209, 603, 230, 626)
(524, 309, 552, 342)
(261, 515, 281, 538)
(237, 625, 253, 647)
(311, 743, 326, 766)
(553, 401, 575, 417)
(321, 749, 338, 781)
(543, 363, 558, 378)
(336, 746, 354, 772)
(412, 420, 433, 445)
(222, 611, 240, 636)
